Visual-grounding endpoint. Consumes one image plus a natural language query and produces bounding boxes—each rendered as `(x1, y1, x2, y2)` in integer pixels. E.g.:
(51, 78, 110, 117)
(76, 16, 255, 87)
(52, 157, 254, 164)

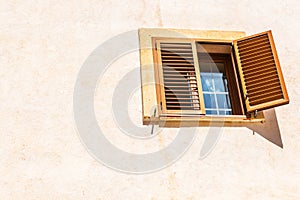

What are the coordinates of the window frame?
(139, 28, 266, 127)
(154, 38, 255, 123)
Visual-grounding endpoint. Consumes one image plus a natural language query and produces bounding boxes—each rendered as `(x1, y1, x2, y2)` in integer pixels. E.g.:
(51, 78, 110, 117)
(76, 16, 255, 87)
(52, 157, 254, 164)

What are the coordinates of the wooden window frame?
(139, 28, 288, 127)
(153, 38, 263, 127)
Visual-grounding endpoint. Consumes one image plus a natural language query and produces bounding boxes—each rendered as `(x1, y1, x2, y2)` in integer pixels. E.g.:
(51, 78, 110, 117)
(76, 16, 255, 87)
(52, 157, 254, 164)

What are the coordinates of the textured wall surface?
(1, 0, 300, 199)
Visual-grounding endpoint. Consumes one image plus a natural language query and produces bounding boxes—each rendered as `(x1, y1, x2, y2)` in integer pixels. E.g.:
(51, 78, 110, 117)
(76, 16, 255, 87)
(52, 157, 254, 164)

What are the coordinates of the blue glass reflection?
(203, 94, 216, 108)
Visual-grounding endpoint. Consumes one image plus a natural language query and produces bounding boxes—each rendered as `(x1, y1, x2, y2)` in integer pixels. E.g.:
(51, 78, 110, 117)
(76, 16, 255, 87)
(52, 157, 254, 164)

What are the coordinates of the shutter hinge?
(254, 110, 258, 118)
(150, 107, 157, 135)
(249, 110, 258, 119)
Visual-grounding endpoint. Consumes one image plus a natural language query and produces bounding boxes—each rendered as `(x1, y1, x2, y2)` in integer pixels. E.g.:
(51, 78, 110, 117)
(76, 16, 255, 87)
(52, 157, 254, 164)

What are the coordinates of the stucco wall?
(1, 0, 300, 199)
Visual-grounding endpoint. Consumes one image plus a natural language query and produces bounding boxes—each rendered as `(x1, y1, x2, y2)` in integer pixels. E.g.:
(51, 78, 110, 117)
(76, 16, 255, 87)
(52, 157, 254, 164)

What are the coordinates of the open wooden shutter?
(233, 31, 289, 113)
(156, 40, 205, 115)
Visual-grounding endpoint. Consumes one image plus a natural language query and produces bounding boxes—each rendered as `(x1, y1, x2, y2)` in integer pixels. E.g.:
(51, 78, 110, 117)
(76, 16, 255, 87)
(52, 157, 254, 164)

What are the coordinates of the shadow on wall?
(200, 108, 283, 160)
(247, 108, 283, 148)
(198, 108, 283, 160)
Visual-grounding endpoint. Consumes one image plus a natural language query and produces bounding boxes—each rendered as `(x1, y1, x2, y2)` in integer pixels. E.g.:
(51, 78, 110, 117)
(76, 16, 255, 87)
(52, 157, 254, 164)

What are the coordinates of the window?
(139, 29, 289, 127)
(199, 56, 233, 115)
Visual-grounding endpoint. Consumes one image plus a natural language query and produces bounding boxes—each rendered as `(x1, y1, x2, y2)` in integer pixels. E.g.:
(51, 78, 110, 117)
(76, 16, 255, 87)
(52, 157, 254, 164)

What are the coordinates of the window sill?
(143, 113, 265, 127)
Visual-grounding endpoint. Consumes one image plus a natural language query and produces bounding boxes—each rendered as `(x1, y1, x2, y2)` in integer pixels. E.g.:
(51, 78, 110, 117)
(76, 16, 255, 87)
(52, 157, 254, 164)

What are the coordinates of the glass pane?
(199, 59, 232, 115)
(226, 110, 232, 115)
(213, 73, 225, 92)
(218, 110, 232, 115)
(218, 110, 226, 115)
(203, 94, 217, 109)
(199, 62, 211, 72)
(211, 62, 224, 73)
(216, 94, 231, 109)
(206, 110, 218, 115)
(201, 74, 214, 92)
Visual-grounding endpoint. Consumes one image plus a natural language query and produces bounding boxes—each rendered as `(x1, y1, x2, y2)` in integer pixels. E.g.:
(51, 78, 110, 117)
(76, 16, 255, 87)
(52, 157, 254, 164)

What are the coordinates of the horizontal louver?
(234, 31, 289, 112)
(160, 42, 200, 111)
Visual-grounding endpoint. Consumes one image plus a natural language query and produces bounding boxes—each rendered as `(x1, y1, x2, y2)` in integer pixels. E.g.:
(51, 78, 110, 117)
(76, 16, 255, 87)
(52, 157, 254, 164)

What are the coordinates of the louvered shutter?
(156, 40, 205, 115)
(233, 31, 289, 113)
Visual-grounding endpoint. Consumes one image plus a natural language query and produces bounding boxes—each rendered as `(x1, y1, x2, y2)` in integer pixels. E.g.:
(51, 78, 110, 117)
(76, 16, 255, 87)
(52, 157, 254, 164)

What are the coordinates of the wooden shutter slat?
(244, 68, 277, 80)
(165, 97, 200, 100)
(161, 46, 192, 49)
(165, 83, 195, 85)
(162, 59, 194, 62)
(163, 62, 194, 65)
(247, 81, 280, 93)
(234, 31, 289, 112)
(167, 105, 200, 108)
(164, 77, 197, 80)
(163, 70, 198, 73)
(242, 63, 275, 74)
(163, 74, 197, 78)
(249, 88, 283, 100)
(161, 56, 194, 59)
(250, 85, 282, 99)
(244, 70, 278, 83)
(161, 48, 192, 51)
(240, 57, 275, 69)
(245, 72, 279, 85)
(240, 55, 274, 66)
(237, 41, 270, 51)
(161, 51, 192, 54)
(249, 94, 284, 106)
(246, 77, 280, 91)
(164, 80, 197, 83)
(163, 68, 195, 71)
(167, 101, 200, 104)
(165, 94, 199, 97)
(237, 35, 269, 47)
(164, 89, 198, 93)
(239, 47, 272, 59)
(165, 80, 196, 84)
(240, 51, 272, 62)
(163, 66, 195, 69)
(238, 45, 272, 56)
(160, 43, 191, 47)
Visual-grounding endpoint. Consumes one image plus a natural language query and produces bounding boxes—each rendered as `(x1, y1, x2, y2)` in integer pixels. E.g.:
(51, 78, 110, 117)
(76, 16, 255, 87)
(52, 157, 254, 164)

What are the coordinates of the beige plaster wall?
(0, 0, 299, 199)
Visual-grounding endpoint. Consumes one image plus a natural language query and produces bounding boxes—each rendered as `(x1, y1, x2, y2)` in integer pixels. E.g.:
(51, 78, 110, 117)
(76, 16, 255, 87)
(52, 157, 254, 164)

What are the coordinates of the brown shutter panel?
(233, 31, 289, 113)
(156, 40, 205, 115)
